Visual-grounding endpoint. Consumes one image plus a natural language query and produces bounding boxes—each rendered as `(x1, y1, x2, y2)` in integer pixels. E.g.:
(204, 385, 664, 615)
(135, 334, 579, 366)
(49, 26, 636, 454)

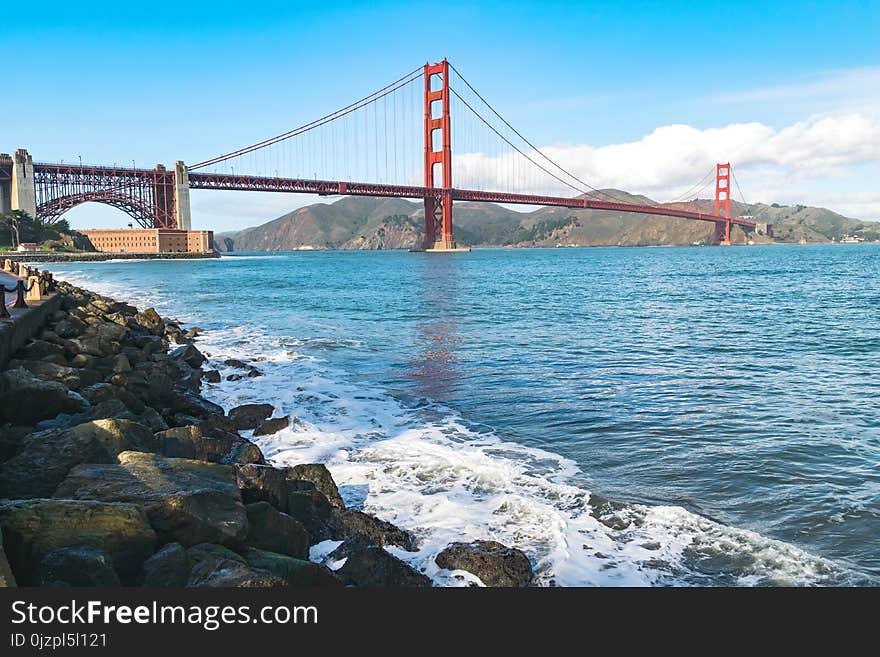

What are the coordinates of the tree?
(0, 209, 32, 248)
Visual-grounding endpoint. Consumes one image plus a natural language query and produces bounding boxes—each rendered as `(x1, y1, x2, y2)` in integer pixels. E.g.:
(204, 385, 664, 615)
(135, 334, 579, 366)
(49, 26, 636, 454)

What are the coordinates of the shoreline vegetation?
(0, 276, 533, 588)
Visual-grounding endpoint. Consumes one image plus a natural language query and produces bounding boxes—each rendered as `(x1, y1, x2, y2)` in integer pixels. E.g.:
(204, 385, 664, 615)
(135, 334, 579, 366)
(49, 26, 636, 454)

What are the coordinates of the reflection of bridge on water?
(406, 256, 462, 403)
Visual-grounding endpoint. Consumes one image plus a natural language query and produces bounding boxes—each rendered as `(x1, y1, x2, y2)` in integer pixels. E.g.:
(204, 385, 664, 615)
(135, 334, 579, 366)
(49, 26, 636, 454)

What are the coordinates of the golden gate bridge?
(0, 59, 764, 249)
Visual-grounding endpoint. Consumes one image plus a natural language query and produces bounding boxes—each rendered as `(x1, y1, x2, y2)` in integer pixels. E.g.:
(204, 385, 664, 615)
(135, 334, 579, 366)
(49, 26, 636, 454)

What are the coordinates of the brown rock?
(0, 419, 153, 499)
(253, 416, 290, 436)
(54, 451, 248, 548)
(228, 404, 274, 431)
(0, 499, 156, 585)
(434, 540, 533, 587)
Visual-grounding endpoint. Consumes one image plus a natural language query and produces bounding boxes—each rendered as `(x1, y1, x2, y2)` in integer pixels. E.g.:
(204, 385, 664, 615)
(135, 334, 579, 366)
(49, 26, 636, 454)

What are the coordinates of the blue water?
(42, 244, 880, 586)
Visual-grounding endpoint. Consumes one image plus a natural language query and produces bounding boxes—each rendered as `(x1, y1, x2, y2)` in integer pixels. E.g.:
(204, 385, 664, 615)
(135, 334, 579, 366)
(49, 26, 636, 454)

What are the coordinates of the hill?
(213, 191, 879, 251)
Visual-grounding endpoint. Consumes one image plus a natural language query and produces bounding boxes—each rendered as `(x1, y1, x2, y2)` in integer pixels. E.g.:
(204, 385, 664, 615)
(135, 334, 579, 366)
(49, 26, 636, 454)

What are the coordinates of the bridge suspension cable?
(447, 62, 652, 206)
(188, 66, 425, 175)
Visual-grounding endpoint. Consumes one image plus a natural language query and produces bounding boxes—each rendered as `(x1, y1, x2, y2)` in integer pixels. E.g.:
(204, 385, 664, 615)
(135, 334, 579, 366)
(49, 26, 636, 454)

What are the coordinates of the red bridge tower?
(419, 59, 467, 252)
(714, 162, 732, 245)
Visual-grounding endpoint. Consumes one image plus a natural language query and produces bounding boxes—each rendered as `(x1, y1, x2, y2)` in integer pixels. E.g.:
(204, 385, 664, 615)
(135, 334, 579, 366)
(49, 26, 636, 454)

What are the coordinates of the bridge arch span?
(38, 191, 158, 228)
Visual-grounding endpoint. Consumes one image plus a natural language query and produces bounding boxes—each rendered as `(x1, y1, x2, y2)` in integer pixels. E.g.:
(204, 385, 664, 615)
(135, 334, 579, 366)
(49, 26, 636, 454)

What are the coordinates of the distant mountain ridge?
(214, 191, 880, 251)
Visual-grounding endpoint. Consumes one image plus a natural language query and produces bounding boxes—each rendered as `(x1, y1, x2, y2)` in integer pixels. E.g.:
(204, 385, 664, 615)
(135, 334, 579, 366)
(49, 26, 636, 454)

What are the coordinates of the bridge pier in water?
(414, 59, 469, 252)
(714, 163, 732, 246)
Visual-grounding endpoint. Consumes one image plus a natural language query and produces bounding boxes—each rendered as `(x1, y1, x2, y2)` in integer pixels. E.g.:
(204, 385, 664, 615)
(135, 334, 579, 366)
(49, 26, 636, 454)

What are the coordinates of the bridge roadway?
(21, 162, 755, 231)
(185, 172, 757, 229)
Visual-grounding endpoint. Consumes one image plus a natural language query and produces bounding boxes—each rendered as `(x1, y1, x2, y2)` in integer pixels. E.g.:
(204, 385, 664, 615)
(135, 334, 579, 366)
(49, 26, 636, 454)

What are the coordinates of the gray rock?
(245, 502, 309, 559)
(34, 546, 121, 587)
(17, 339, 66, 363)
(169, 344, 206, 369)
(330, 509, 415, 550)
(221, 436, 265, 465)
(286, 463, 345, 509)
(54, 451, 248, 548)
(203, 370, 221, 383)
(187, 559, 285, 588)
(0, 367, 77, 426)
(141, 543, 190, 587)
(334, 546, 431, 588)
(169, 389, 225, 420)
(435, 540, 533, 587)
(0, 499, 156, 585)
(236, 464, 289, 511)
(15, 360, 102, 390)
(0, 419, 153, 499)
(54, 316, 88, 339)
(242, 548, 341, 587)
(286, 489, 334, 542)
(183, 542, 285, 589)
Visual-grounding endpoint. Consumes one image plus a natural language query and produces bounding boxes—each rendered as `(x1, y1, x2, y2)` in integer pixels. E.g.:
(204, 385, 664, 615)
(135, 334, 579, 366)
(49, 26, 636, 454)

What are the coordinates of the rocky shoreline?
(0, 279, 533, 588)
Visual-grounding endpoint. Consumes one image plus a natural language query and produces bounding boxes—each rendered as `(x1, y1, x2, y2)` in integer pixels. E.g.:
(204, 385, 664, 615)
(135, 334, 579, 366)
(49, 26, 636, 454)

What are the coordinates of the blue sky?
(3, 1, 878, 230)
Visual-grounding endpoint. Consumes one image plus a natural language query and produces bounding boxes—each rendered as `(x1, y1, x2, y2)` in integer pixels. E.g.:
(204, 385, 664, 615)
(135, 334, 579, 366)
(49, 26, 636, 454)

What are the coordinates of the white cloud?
(706, 67, 880, 112)
(451, 113, 880, 220)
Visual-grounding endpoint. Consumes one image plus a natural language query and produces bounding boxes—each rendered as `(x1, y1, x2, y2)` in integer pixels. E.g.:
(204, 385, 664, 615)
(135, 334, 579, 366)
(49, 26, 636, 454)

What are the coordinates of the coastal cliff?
(0, 278, 532, 588)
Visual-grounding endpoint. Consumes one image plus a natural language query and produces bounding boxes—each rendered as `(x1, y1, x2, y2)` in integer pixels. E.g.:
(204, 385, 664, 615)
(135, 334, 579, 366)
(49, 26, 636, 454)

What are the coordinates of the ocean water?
(41, 244, 880, 586)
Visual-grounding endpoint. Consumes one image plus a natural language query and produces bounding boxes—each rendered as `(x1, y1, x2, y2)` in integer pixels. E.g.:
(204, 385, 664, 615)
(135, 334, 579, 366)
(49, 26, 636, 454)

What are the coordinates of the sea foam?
(51, 269, 859, 587)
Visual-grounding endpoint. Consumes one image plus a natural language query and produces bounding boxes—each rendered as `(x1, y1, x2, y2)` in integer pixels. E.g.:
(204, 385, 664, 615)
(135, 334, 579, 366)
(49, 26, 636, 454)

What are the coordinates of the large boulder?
(54, 316, 88, 339)
(186, 542, 244, 568)
(245, 502, 309, 559)
(0, 499, 156, 585)
(253, 416, 290, 437)
(14, 360, 102, 391)
(286, 488, 334, 542)
(222, 436, 265, 465)
(169, 344, 206, 369)
(286, 464, 345, 508)
(242, 548, 341, 587)
(16, 339, 67, 363)
(187, 560, 285, 588)
(141, 543, 190, 587)
(168, 389, 225, 420)
(184, 544, 283, 588)
(151, 425, 227, 462)
(434, 540, 533, 587)
(54, 451, 248, 548)
(330, 509, 416, 551)
(236, 464, 289, 511)
(0, 419, 154, 499)
(132, 308, 165, 336)
(228, 404, 274, 431)
(34, 546, 121, 587)
(0, 367, 79, 426)
(334, 545, 431, 588)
